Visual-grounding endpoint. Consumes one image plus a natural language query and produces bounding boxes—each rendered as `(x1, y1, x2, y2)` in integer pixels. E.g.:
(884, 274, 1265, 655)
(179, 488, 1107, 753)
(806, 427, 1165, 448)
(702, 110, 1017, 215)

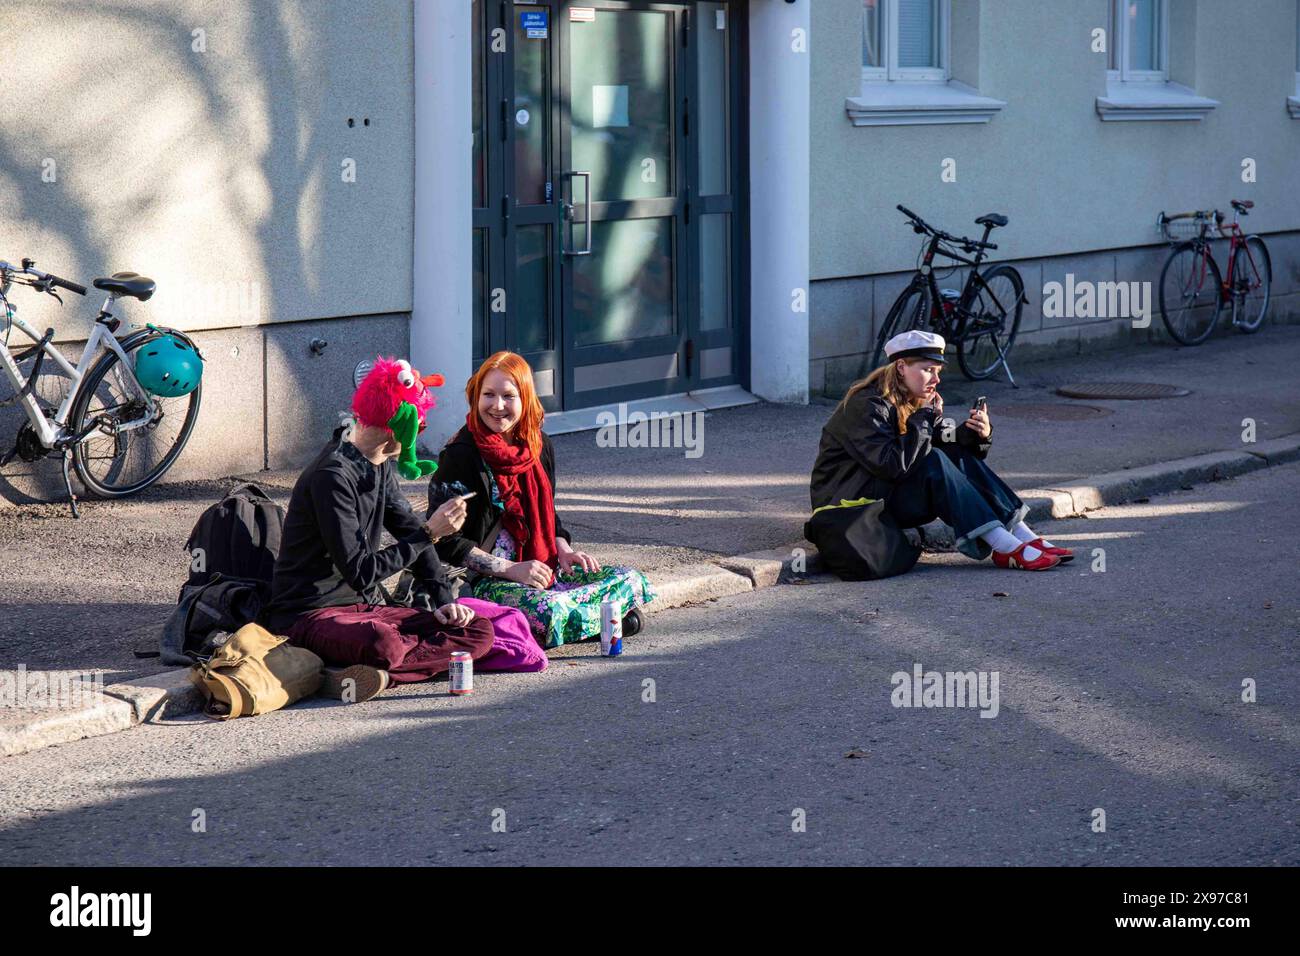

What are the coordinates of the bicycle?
(0, 258, 203, 517)
(871, 205, 1026, 384)
(1155, 200, 1271, 346)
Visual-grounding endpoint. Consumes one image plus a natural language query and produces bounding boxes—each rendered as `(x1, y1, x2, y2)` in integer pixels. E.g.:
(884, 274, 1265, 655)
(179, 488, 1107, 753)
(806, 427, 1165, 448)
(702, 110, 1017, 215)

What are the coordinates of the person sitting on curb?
(430, 350, 655, 649)
(258, 357, 493, 701)
(810, 330, 1072, 573)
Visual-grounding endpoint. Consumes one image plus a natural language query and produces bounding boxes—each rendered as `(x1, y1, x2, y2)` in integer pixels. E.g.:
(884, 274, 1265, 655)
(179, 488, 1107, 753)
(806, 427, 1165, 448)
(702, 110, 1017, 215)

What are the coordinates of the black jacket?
(260, 429, 455, 633)
(429, 426, 572, 570)
(810, 386, 993, 511)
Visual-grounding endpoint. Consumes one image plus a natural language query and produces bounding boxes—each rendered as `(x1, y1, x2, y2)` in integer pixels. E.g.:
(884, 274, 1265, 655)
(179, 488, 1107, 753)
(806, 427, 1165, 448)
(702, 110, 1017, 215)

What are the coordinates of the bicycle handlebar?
(48, 274, 88, 296)
(896, 206, 996, 251)
(0, 259, 87, 296)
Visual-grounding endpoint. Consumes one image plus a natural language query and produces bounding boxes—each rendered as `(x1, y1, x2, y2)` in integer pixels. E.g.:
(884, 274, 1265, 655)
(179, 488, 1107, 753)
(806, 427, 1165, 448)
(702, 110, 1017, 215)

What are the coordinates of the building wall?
(0, 0, 415, 503)
(809, 0, 1300, 396)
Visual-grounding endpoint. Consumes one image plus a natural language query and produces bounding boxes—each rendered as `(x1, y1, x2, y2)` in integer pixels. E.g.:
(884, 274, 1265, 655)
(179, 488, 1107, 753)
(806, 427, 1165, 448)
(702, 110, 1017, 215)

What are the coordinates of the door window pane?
(572, 218, 674, 346)
(570, 9, 672, 202)
(514, 5, 549, 205)
(1127, 0, 1161, 72)
(699, 214, 730, 332)
(698, 3, 729, 195)
(897, 0, 940, 69)
(514, 226, 550, 354)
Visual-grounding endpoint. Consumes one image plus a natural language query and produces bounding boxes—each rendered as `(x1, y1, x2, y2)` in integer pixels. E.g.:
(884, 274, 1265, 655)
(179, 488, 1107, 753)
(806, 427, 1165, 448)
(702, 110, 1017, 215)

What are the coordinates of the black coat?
(810, 385, 993, 511)
(429, 426, 572, 570)
(261, 430, 456, 633)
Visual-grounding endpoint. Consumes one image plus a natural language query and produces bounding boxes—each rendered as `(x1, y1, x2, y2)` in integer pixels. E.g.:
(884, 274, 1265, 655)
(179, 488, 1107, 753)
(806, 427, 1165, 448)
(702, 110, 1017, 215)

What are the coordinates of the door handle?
(561, 170, 592, 256)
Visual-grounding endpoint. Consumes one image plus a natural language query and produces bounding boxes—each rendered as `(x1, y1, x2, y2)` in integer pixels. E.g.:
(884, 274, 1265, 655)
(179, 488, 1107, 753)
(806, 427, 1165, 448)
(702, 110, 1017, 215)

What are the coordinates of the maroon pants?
(286, 604, 495, 684)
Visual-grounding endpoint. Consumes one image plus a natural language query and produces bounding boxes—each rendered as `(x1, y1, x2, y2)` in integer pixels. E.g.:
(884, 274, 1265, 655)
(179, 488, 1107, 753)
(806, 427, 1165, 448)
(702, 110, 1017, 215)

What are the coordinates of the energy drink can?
(449, 650, 474, 694)
(600, 601, 623, 657)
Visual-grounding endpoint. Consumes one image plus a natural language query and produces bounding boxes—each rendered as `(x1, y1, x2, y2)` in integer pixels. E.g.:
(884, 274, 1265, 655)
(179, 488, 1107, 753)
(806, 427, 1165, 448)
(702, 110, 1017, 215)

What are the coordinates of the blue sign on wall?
(521, 10, 548, 39)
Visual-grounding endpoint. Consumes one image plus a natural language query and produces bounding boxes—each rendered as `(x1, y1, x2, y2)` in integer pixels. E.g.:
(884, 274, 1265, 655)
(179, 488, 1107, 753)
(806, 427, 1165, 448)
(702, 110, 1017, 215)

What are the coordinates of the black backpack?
(157, 483, 286, 665)
(183, 482, 284, 587)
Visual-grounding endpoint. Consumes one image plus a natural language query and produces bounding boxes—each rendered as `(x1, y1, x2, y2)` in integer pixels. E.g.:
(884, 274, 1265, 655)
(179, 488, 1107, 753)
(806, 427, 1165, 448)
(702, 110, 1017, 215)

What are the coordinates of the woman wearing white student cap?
(808, 330, 1070, 573)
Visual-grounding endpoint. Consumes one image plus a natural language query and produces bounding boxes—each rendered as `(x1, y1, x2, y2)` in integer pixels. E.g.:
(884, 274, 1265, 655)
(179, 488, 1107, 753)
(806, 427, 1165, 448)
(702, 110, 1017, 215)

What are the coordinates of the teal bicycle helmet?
(135, 330, 203, 398)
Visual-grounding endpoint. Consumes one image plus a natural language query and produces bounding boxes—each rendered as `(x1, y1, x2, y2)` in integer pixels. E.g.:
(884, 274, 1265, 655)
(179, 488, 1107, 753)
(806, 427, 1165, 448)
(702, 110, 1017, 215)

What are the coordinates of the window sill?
(1095, 81, 1219, 122)
(845, 81, 1005, 127)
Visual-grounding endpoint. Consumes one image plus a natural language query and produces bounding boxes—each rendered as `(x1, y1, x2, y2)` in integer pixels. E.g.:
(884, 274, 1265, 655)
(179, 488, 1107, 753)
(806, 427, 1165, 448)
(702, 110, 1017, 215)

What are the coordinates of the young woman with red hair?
(431, 351, 655, 648)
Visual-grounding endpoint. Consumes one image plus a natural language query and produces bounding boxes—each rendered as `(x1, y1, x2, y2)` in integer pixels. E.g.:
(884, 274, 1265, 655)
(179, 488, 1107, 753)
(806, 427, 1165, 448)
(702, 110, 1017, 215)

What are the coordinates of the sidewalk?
(2, 327, 1299, 741)
(252, 326, 1300, 571)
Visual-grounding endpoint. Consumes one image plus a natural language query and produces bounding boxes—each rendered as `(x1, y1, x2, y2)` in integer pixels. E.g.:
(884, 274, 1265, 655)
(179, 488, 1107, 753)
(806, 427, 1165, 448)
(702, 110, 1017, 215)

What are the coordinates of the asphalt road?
(1, 463, 1296, 866)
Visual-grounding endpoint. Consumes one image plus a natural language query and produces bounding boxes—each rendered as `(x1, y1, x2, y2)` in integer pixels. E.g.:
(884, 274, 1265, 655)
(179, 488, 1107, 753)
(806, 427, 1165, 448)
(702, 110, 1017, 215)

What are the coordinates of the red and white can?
(449, 651, 474, 695)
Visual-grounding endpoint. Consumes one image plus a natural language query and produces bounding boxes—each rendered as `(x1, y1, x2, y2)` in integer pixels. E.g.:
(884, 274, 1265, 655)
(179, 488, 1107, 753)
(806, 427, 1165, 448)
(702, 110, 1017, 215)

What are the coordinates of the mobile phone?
(974, 396, 987, 412)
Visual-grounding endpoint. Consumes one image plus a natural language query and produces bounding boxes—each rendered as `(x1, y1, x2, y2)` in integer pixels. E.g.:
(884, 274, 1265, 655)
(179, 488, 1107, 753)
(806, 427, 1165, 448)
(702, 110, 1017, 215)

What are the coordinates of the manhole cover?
(1055, 382, 1191, 400)
(995, 402, 1112, 422)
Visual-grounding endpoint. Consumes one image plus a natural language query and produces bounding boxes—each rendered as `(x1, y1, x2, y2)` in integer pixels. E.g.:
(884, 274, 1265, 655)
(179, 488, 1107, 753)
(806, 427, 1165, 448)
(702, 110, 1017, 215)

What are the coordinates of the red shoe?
(1030, 538, 1074, 563)
(991, 542, 1061, 571)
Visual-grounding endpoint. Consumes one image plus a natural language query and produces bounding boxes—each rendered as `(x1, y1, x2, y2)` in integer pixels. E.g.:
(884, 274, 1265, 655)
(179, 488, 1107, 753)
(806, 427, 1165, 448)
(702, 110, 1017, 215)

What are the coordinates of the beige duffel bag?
(189, 623, 323, 719)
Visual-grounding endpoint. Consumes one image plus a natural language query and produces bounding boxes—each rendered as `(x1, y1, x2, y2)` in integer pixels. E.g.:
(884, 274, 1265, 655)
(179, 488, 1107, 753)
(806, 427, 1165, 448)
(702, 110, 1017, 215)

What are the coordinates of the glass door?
(475, 0, 741, 412)
(559, 1, 691, 408)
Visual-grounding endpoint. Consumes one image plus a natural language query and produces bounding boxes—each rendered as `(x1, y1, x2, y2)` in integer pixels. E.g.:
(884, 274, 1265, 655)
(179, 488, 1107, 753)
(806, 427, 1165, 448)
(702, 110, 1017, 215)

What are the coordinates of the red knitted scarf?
(465, 412, 558, 568)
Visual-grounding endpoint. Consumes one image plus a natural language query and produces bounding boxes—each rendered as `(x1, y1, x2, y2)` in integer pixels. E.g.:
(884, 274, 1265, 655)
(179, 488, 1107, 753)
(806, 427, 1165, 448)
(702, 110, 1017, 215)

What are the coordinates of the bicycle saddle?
(93, 271, 156, 301)
(975, 213, 1008, 228)
(1230, 199, 1254, 213)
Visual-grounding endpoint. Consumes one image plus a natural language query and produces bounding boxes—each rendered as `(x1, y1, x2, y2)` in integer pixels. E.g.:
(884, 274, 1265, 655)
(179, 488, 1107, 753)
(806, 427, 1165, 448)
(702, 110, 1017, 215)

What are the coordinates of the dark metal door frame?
(474, 0, 749, 413)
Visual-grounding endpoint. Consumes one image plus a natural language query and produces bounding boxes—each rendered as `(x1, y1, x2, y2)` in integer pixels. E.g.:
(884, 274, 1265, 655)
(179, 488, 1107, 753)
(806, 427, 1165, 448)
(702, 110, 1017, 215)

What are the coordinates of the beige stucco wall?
(0, 0, 414, 342)
(0, 1, 415, 502)
(811, 0, 1300, 281)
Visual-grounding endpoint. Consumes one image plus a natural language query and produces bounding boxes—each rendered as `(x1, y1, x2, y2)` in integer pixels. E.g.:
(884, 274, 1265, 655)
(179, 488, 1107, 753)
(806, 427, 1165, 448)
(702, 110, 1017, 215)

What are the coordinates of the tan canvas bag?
(189, 623, 324, 719)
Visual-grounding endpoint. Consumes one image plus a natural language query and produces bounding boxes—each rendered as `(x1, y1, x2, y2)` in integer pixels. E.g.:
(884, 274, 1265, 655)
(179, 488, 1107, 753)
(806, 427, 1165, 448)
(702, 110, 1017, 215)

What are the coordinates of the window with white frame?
(848, 0, 1004, 126)
(1096, 0, 1218, 121)
(1107, 0, 1167, 81)
(862, 0, 948, 83)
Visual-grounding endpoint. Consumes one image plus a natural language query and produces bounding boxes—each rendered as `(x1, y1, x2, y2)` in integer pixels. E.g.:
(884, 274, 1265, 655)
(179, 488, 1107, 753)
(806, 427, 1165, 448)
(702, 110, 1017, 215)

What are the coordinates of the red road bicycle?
(1155, 200, 1271, 346)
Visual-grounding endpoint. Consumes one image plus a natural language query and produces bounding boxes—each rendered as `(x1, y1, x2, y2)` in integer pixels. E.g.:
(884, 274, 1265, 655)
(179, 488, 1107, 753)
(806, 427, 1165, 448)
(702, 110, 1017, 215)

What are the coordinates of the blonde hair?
(838, 359, 928, 434)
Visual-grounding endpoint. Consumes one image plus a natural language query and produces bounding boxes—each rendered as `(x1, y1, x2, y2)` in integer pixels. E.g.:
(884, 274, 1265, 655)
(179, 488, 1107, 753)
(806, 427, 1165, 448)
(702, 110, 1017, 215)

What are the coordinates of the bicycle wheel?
(956, 265, 1023, 381)
(1158, 242, 1222, 345)
(69, 336, 201, 497)
(870, 282, 932, 369)
(1230, 236, 1271, 333)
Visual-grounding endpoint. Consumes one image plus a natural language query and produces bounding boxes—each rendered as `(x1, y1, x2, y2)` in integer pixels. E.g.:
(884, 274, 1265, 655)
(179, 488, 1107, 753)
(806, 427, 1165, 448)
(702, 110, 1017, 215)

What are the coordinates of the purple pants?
(286, 603, 495, 684)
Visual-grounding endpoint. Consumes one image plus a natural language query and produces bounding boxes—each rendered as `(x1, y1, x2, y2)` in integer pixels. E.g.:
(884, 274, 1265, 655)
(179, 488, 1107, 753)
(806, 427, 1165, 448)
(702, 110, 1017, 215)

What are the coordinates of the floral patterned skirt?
(470, 530, 656, 649)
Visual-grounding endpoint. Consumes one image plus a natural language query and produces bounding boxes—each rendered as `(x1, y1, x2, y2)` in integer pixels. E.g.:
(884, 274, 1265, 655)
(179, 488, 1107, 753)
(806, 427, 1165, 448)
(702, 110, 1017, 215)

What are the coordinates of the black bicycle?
(871, 205, 1026, 383)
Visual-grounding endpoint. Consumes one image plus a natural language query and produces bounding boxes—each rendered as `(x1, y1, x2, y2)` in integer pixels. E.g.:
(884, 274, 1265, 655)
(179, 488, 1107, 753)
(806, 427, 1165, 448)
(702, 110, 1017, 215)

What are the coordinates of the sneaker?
(990, 542, 1060, 571)
(318, 665, 390, 703)
(621, 607, 645, 638)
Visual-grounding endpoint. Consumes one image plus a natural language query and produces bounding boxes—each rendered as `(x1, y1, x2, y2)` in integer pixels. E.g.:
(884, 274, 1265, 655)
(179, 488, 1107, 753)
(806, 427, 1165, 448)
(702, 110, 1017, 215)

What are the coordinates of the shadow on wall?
(0, 0, 406, 505)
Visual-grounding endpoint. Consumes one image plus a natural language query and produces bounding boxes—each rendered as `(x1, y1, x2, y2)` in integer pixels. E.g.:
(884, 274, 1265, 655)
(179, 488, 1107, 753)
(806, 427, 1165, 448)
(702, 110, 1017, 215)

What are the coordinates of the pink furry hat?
(351, 356, 441, 431)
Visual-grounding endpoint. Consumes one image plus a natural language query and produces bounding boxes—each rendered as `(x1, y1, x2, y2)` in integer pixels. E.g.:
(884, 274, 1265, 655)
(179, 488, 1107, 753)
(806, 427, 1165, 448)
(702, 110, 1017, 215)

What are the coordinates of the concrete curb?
(1019, 432, 1300, 521)
(1, 693, 136, 758)
(8, 432, 1298, 760)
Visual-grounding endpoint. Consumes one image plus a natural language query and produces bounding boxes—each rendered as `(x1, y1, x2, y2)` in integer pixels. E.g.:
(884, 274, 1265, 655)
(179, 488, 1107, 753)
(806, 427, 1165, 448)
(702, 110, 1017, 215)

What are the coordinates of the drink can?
(449, 650, 474, 694)
(600, 601, 623, 656)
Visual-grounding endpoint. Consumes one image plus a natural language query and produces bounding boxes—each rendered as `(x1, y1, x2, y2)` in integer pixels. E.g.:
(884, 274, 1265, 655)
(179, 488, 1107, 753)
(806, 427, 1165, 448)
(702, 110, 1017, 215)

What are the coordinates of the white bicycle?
(0, 258, 202, 517)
